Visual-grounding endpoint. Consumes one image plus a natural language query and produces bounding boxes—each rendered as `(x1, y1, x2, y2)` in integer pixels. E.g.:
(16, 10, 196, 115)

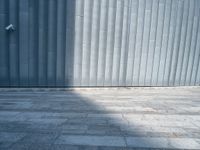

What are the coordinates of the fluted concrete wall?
(0, 0, 200, 87)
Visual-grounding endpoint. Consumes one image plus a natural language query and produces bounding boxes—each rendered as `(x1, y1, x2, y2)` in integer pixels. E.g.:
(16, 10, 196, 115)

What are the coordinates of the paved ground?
(0, 87, 200, 150)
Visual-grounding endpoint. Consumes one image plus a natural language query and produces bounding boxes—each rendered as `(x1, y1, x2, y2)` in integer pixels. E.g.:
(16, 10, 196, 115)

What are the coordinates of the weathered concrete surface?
(0, 87, 200, 149)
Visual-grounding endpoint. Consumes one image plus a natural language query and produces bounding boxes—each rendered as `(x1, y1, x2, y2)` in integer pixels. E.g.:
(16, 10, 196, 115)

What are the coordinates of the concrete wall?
(0, 0, 200, 87)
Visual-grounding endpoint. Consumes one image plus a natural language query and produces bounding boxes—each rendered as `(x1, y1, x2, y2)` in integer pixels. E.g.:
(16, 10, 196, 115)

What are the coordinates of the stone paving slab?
(19, 133, 59, 144)
(0, 87, 200, 149)
(0, 132, 26, 143)
(126, 137, 200, 149)
(55, 135, 126, 147)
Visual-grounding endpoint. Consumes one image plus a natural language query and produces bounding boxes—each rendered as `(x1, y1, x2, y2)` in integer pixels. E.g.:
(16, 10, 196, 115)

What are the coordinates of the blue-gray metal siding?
(0, 0, 200, 87)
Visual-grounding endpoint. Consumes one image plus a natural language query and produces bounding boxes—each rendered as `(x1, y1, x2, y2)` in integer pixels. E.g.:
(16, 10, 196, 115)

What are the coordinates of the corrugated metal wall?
(0, 0, 200, 87)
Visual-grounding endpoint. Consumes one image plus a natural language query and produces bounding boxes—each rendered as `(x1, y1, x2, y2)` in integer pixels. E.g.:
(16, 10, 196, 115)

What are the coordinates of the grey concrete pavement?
(0, 87, 200, 149)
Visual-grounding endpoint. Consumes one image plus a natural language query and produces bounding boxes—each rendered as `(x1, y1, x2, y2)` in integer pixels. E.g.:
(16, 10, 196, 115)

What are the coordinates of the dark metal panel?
(65, 0, 75, 86)
(0, 0, 8, 85)
(29, 0, 38, 86)
(38, 0, 48, 86)
(19, 0, 29, 86)
(56, 0, 66, 86)
(73, 0, 84, 86)
(47, 0, 57, 86)
(0, 0, 9, 86)
(8, 0, 19, 86)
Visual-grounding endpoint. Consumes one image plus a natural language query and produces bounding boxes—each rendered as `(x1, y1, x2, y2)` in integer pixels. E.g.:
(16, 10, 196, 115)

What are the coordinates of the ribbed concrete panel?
(0, 0, 200, 87)
(0, 0, 9, 86)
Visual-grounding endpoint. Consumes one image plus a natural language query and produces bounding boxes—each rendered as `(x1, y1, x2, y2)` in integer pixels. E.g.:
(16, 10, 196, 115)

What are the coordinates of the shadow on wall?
(0, 0, 76, 87)
(36, 0, 76, 87)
